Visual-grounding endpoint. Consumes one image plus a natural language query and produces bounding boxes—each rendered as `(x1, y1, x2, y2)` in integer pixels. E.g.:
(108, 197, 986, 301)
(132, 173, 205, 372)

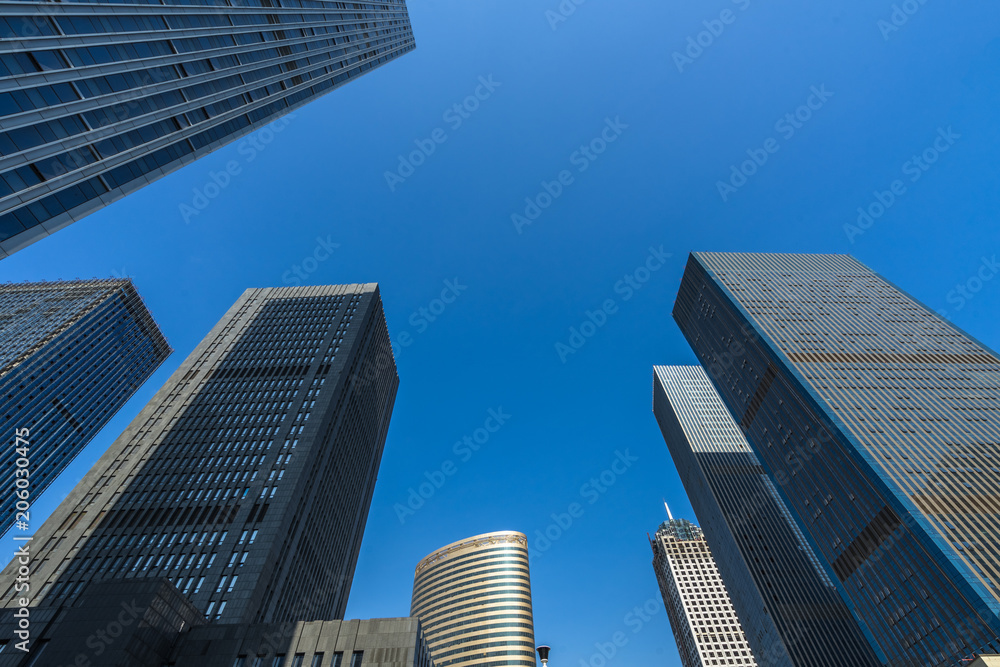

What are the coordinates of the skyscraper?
(0, 0, 415, 257)
(0, 283, 399, 627)
(653, 365, 882, 666)
(410, 531, 536, 667)
(650, 514, 757, 667)
(0, 278, 169, 534)
(673, 252, 1000, 666)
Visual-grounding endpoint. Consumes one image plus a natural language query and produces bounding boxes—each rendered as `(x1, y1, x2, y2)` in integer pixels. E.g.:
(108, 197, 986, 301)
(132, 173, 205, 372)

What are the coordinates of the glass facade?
(411, 531, 536, 667)
(650, 516, 757, 667)
(0, 278, 169, 533)
(0, 0, 415, 257)
(0, 283, 399, 626)
(653, 365, 881, 666)
(674, 252, 1000, 667)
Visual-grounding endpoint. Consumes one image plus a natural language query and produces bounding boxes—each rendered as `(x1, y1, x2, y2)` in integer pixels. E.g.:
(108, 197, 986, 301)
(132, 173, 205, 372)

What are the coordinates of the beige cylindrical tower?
(410, 531, 536, 667)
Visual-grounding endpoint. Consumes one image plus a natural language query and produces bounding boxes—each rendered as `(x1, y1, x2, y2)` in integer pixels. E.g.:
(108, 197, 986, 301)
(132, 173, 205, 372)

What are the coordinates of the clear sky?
(3, 1, 1000, 665)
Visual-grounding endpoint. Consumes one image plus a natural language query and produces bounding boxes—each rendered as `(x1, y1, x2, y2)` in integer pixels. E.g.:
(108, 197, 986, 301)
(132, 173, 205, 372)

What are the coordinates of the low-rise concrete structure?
(0, 579, 430, 667)
(169, 617, 433, 667)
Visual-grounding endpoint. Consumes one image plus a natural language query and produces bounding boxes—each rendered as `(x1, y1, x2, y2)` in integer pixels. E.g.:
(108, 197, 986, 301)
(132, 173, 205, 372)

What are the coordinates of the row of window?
(0, 40, 410, 241)
(233, 649, 361, 667)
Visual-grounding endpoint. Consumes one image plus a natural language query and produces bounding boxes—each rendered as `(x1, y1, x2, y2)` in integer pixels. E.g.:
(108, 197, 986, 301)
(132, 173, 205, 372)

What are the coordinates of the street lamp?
(537, 646, 551, 667)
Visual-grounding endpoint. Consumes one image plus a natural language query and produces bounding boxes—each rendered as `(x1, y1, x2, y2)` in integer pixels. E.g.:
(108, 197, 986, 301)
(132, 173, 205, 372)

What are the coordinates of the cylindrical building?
(410, 531, 536, 667)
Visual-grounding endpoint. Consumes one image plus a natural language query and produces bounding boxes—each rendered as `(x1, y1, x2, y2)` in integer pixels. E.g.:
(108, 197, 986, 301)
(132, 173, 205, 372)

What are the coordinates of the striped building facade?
(0, 283, 399, 626)
(0, 0, 414, 256)
(0, 278, 169, 533)
(410, 531, 536, 667)
(673, 252, 1000, 666)
(653, 365, 881, 666)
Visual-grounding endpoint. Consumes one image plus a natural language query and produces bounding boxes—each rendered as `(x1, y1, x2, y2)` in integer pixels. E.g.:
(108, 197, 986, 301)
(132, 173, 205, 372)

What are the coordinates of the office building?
(169, 617, 435, 667)
(650, 514, 757, 667)
(970, 658, 1000, 667)
(653, 365, 881, 666)
(410, 531, 536, 667)
(0, 578, 433, 667)
(0, 283, 399, 628)
(0, 0, 415, 257)
(673, 252, 1000, 666)
(0, 278, 169, 533)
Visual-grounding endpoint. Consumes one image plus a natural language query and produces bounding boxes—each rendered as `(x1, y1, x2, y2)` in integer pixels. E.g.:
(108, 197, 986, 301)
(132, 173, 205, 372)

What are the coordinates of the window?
(272, 656, 285, 667)
(350, 652, 363, 667)
(312, 655, 325, 667)
(233, 658, 247, 667)
(332, 653, 343, 667)
(291, 655, 305, 667)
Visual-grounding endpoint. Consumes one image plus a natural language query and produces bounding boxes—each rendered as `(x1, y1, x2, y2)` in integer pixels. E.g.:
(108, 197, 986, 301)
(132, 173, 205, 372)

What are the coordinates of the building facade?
(673, 252, 1000, 666)
(0, 283, 399, 628)
(653, 365, 881, 666)
(0, 0, 415, 257)
(0, 578, 433, 667)
(0, 277, 170, 533)
(410, 531, 536, 667)
(169, 617, 434, 667)
(650, 515, 757, 667)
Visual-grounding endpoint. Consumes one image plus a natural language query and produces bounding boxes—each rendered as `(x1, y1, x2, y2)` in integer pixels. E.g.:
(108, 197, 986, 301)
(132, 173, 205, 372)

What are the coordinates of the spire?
(664, 500, 673, 521)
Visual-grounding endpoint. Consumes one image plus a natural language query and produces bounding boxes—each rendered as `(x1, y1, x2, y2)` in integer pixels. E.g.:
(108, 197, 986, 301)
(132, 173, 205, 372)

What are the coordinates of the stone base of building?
(0, 580, 430, 667)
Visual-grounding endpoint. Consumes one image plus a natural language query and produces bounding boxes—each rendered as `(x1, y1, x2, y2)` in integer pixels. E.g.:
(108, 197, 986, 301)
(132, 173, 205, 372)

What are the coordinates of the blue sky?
(3, 0, 1000, 665)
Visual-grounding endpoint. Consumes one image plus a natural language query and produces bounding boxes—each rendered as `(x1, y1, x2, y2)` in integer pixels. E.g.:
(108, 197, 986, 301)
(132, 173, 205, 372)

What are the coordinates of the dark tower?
(0, 283, 398, 627)
(674, 252, 1000, 666)
(654, 364, 881, 666)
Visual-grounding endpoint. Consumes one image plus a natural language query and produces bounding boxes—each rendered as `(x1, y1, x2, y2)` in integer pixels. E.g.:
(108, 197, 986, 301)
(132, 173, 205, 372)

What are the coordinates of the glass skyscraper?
(650, 514, 757, 667)
(653, 364, 881, 666)
(410, 531, 536, 667)
(673, 252, 1000, 666)
(0, 283, 399, 627)
(0, 0, 414, 257)
(0, 278, 169, 534)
